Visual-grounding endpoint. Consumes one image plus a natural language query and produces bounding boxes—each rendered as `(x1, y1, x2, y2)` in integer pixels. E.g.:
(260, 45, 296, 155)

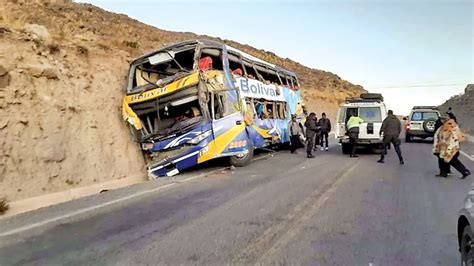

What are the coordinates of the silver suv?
(404, 106, 440, 142)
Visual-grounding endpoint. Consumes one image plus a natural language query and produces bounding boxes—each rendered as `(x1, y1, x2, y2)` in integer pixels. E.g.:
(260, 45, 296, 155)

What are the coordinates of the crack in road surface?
(233, 159, 360, 264)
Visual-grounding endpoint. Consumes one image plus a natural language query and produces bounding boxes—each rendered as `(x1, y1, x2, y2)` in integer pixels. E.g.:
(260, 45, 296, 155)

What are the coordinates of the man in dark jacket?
(319, 112, 331, 151)
(378, 110, 404, 164)
(304, 112, 318, 158)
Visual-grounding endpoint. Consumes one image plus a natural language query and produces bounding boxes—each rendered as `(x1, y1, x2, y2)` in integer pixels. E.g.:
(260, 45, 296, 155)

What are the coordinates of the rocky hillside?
(0, 0, 365, 201)
(439, 84, 474, 134)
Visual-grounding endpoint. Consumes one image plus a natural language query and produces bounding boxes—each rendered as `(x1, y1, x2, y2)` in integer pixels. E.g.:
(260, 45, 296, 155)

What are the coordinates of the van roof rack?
(412, 106, 438, 110)
(345, 97, 383, 103)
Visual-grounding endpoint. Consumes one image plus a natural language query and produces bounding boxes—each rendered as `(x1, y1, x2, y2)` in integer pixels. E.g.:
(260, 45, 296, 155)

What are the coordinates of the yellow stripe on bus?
(198, 124, 246, 163)
(124, 72, 200, 105)
(251, 125, 272, 139)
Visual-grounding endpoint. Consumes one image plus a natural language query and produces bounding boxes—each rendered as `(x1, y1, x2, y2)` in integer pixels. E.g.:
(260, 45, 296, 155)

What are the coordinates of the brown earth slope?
(0, 1, 365, 201)
(439, 84, 474, 135)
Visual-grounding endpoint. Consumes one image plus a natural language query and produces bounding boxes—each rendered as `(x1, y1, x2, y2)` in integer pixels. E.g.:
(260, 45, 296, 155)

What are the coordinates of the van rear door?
(336, 107, 358, 139)
(358, 106, 383, 140)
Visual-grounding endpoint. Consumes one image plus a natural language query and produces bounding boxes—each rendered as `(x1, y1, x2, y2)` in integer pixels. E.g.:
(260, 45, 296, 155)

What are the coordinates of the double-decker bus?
(122, 40, 305, 178)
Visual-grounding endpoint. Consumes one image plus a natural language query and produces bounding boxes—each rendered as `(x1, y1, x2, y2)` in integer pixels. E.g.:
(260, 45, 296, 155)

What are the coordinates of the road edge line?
(0, 152, 275, 237)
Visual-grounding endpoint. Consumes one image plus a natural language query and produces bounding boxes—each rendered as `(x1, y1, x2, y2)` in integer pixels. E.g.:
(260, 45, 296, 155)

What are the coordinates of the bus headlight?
(187, 130, 212, 145)
(142, 142, 154, 151)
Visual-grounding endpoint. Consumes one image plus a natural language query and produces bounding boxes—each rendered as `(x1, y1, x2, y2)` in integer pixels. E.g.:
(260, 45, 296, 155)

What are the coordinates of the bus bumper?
(147, 149, 201, 179)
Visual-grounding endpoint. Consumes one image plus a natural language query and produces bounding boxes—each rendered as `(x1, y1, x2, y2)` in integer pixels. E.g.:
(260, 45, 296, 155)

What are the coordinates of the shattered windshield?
(128, 45, 197, 94)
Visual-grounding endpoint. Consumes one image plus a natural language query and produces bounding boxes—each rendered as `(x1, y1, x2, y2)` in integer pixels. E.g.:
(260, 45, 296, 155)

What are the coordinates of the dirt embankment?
(0, 1, 365, 201)
(439, 84, 474, 135)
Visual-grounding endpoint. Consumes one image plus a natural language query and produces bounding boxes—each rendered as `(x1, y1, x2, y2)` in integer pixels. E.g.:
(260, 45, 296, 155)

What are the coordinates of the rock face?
(0, 1, 365, 201)
(23, 63, 58, 79)
(0, 66, 10, 88)
(439, 84, 474, 134)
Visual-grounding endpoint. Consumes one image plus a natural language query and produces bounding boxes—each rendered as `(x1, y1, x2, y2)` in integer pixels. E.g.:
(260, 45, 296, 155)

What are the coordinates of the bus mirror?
(149, 51, 175, 65)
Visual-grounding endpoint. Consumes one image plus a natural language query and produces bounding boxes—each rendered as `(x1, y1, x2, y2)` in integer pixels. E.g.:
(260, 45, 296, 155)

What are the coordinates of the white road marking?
(0, 153, 274, 237)
(0, 182, 177, 237)
(460, 150, 474, 161)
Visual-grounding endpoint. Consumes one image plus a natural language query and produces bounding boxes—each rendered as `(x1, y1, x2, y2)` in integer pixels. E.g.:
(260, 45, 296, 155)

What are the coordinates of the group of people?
(288, 107, 471, 179)
(288, 112, 332, 158)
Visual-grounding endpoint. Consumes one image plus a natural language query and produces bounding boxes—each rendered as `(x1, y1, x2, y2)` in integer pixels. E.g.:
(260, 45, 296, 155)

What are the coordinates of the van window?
(359, 107, 382, 123)
(411, 112, 438, 121)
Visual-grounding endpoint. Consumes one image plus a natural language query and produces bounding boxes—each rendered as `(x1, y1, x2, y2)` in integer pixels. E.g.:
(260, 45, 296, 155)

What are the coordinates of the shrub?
(0, 198, 9, 215)
(123, 40, 139, 49)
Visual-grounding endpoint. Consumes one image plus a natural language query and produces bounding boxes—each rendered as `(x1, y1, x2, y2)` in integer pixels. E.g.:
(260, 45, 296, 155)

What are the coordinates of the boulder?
(23, 63, 58, 79)
(24, 24, 50, 41)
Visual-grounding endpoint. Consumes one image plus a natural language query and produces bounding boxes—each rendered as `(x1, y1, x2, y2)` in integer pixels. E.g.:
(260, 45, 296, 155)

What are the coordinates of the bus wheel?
(229, 142, 254, 167)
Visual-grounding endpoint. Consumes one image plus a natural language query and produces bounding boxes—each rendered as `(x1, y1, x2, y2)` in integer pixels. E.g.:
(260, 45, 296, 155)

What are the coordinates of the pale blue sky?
(77, 0, 473, 114)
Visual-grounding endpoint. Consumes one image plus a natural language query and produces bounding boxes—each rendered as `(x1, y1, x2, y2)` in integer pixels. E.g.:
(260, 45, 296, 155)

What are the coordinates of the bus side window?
(277, 102, 286, 119)
(292, 76, 300, 90)
(245, 98, 255, 118)
(228, 53, 244, 76)
(255, 99, 264, 118)
(265, 102, 274, 119)
(279, 74, 289, 87)
(243, 61, 258, 80)
(208, 92, 227, 120)
(200, 48, 223, 70)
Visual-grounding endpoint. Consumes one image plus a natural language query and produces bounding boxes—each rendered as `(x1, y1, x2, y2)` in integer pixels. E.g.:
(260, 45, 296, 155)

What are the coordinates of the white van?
(335, 93, 387, 154)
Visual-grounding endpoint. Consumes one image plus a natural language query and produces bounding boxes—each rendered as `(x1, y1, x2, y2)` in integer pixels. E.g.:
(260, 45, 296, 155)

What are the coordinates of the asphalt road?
(1, 138, 473, 266)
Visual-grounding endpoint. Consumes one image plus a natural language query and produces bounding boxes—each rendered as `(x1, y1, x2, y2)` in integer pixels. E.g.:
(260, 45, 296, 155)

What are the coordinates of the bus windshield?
(128, 45, 197, 94)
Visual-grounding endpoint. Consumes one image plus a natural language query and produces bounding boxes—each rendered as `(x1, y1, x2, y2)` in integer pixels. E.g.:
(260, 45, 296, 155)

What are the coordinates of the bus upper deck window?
(243, 61, 258, 79)
(200, 48, 223, 70)
(232, 68, 243, 75)
(199, 57, 213, 71)
(228, 53, 244, 76)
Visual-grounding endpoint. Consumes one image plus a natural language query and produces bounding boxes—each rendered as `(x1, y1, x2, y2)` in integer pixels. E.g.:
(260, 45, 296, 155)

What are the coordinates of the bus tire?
(229, 141, 254, 167)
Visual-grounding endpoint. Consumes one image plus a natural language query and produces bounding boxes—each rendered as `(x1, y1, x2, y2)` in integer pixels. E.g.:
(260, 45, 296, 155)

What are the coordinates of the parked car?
(404, 106, 440, 142)
(458, 187, 474, 265)
(335, 93, 387, 154)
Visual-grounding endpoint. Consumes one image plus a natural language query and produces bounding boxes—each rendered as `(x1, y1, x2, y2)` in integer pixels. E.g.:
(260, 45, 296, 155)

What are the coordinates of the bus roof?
(131, 39, 297, 77)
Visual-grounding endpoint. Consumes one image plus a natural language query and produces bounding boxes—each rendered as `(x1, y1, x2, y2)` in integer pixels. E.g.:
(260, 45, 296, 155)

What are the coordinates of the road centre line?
(460, 150, 474, 162)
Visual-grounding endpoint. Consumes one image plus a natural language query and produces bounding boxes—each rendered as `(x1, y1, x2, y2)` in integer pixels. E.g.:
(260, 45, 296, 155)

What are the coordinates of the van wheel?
(229, 141, 254, 167)
(342, 143, 351, 154)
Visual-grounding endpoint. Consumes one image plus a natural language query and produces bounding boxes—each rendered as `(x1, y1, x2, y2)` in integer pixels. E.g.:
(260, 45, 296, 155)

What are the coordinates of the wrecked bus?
(122, 40, 304, 178)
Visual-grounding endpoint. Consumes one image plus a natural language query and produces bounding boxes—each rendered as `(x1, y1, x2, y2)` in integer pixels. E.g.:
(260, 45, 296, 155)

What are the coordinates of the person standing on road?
(433, 118, 471, 178)
(319, 112, 332, 151)
(446, 107, 457, 123)
(288, 114, 302, 154)
(346, 113, 363, 158)
(434, 115, 452, 175)
(313, 113, 321, 152)
(377, 110, 404, 165)
(304, 112, 318, 158)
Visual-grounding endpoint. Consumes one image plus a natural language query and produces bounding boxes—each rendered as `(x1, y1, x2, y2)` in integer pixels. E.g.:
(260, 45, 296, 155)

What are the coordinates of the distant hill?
(439, 84, 474, 134)
(0, 0, 365, 201)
